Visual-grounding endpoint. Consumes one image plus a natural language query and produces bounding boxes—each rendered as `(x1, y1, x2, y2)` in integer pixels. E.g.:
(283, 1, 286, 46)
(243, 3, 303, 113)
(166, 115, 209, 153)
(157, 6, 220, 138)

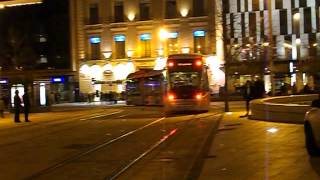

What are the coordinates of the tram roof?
(168, 53, 203, 60)
(127, 69, 163, 79)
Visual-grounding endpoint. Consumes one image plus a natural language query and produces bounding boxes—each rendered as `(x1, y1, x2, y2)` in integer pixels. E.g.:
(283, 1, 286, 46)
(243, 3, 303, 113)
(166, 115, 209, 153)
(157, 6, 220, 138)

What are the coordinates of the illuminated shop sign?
(140, 33, 151, 41)
(114, 35, 126, 42)
(0, 78, 8, 84)
(50, 76, 65, 83)
(90, 36, 101, 44)
(193, 30, 206, 37)
(168, 32, 178, 39)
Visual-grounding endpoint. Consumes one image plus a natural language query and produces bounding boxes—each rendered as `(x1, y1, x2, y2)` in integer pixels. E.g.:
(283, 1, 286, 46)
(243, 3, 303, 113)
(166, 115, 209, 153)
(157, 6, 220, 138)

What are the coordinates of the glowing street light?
(102, 51, 112, 59)
(159, 28, 169, 41)
(293, 13, 300, 21)
(180, 8, 189, 17)
(128, 13, 135, 21)
(127, 50, 134, 58)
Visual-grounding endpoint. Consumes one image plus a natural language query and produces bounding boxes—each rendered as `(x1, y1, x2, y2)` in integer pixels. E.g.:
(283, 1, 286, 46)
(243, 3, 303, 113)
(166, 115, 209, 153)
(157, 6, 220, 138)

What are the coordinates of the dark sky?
(0, 0, 70, 69)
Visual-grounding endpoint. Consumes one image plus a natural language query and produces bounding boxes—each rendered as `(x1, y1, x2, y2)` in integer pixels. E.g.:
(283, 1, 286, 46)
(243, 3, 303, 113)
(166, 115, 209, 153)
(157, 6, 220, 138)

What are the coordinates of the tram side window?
(144, 76, 162, 95)
(126, 79, 140, 95)
(169, 72, 200, 88)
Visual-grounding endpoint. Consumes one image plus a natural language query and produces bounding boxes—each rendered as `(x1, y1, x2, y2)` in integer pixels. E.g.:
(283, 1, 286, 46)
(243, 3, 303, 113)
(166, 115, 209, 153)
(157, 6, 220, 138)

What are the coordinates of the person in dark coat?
(241, 80, 254, 117)
(13, 90, 21, 123)
(253, 78, 265, 99)
(22, 89, 31, 122)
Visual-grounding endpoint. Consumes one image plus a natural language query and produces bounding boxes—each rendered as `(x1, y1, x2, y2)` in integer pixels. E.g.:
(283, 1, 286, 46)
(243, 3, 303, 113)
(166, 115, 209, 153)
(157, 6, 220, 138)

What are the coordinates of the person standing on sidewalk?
(0, 96, 5, 118)
(13, 90, 22, 123)
(22, 89, 31, 122)
(241, 80, 254, 117)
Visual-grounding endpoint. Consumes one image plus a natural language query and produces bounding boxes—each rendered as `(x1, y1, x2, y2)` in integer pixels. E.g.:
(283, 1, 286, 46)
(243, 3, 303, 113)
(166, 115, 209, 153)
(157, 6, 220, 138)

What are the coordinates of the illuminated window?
(292, 10, 300, 35)
(114, 35, 126, 59)
(140, 33, 151, 57)
(193, 31, 206, 54)
(167, 32, 179, 55)
(252, 0, 259, 11)
(90, 36, 101, 60)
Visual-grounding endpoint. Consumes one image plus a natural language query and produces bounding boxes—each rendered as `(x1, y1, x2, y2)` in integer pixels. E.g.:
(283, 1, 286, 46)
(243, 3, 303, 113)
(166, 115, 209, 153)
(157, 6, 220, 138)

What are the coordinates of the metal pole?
(221, 0, 229, 112)
(268, 0, 275, 95)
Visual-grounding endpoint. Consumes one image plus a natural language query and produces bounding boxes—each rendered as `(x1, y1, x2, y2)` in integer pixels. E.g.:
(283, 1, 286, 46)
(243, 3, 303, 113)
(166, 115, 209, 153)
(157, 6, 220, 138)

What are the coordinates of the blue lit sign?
(140, 33, 151, 41)
(168, 32, 178, 39)
(114, 35, 126, 42)
(50, 77, 65, 83)
(90, 36, 101, 44)
(193, 30, 206, 37)
(0, 78, 8, 84)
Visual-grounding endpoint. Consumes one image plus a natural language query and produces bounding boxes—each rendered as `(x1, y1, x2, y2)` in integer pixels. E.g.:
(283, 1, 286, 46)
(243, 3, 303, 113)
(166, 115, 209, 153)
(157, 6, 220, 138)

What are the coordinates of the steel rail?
(107, 112, 222, 180)
(24, 116, 167, 180)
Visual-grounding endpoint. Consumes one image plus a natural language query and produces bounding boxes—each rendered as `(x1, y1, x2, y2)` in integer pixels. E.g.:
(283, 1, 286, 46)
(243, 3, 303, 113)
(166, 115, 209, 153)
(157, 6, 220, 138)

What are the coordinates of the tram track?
(24, 116, 168, 180)
(0, 110, 124, 148)
(24, 112, 221, 180)
(113, 112, 223, 180)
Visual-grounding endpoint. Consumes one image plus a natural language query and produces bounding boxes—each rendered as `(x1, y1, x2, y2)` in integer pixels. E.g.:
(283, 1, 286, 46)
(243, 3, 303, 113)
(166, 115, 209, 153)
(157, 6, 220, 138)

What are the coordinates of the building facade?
(223, 0, 320, 94)
(70, 0, 221, 97)
(0, 0, 76, 108)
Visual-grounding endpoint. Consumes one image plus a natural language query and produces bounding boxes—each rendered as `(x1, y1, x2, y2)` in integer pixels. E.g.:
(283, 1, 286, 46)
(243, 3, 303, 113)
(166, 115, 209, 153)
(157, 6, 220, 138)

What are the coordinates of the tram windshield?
(169, 71, 201, 88)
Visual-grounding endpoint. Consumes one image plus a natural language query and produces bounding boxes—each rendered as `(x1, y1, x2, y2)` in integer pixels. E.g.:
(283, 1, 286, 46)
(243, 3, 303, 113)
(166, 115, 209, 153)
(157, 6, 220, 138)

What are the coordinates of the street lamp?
(127, 50, 134, 59)
(126, 50, 135, 73)
(159, 28, 169, 41)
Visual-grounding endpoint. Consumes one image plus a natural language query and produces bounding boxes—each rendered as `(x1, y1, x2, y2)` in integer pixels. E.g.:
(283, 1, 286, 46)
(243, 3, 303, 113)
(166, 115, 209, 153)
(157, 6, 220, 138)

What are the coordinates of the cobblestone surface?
(200, 111, 320, 180)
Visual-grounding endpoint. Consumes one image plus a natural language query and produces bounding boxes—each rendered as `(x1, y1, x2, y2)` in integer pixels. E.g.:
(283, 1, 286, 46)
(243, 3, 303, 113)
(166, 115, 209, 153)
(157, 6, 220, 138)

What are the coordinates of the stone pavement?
(199, 110, 320, 180)
(0, 107, 121, 130)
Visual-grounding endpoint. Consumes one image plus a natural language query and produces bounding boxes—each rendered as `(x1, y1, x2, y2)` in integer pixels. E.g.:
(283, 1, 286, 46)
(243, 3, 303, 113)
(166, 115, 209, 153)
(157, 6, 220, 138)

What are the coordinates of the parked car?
(304, 98, 320, 156)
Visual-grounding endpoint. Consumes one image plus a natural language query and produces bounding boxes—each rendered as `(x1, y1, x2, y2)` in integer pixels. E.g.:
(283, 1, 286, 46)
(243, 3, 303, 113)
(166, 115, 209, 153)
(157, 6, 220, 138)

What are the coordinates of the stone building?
(70, 0, 221, 96)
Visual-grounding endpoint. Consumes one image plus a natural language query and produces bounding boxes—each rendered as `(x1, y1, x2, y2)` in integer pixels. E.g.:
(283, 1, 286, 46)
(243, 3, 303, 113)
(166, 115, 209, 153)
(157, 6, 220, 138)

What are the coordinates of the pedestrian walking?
(240, 80, 254, 117)
(0, 96, 5, 118)
(22, 89, 31, 122)
(13, 90, 22, 123)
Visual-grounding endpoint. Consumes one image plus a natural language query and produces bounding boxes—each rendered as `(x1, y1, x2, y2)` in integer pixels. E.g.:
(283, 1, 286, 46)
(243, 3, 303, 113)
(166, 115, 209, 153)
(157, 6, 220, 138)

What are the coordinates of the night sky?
(0, 0, 70, 70)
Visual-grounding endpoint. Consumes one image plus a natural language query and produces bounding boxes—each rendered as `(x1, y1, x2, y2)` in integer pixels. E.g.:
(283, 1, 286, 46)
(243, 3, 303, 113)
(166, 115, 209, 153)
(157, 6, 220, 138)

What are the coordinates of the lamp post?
(267, 0, 275, 95)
